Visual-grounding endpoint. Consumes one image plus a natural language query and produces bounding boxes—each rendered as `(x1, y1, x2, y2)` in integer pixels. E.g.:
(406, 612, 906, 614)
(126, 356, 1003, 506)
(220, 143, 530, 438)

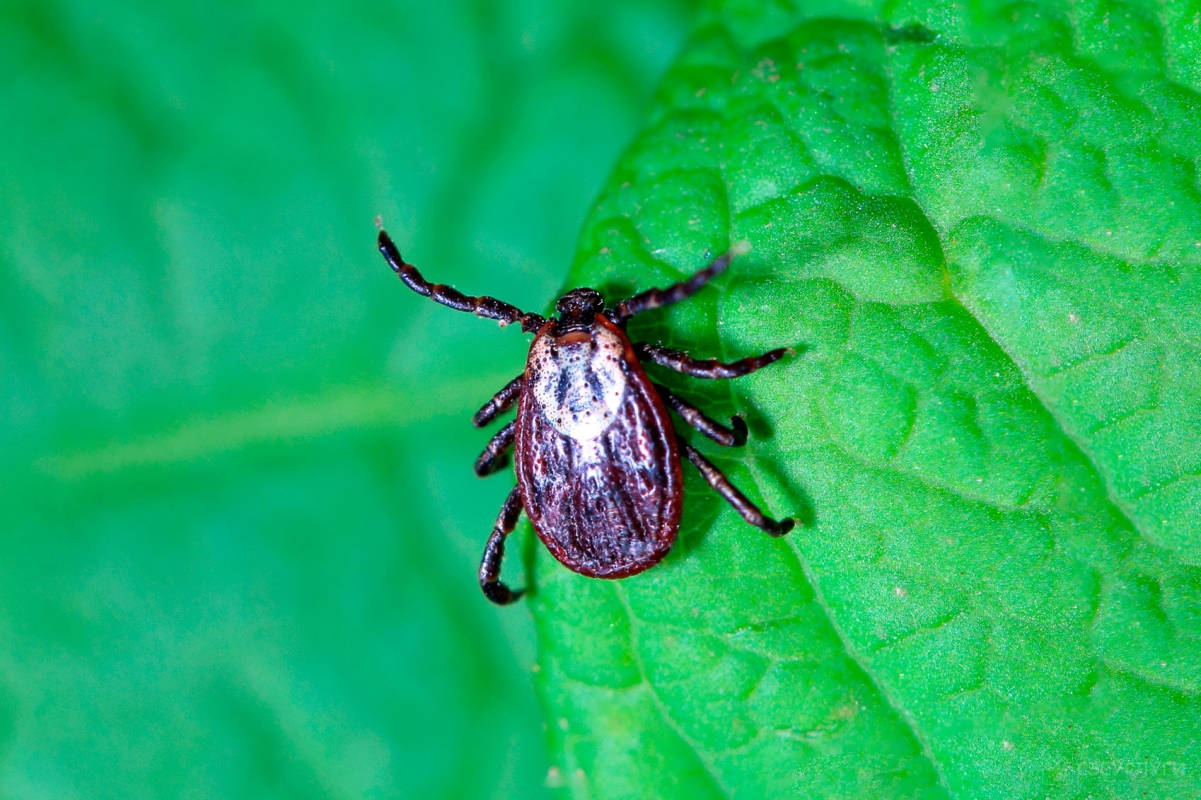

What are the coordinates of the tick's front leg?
(378, 229, 545, 332)
(611, 242, 750, 323)
(479, 486, 525, 605)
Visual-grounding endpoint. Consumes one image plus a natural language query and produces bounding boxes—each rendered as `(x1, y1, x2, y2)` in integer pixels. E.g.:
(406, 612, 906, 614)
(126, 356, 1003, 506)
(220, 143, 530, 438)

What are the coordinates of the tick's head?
(555, 288, 604, 324)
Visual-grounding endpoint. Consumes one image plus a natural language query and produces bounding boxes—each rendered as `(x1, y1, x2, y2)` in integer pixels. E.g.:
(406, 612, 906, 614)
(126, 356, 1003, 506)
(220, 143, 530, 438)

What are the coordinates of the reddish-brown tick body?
(516, 315, 682, 577)
(378, 227, 794, 605)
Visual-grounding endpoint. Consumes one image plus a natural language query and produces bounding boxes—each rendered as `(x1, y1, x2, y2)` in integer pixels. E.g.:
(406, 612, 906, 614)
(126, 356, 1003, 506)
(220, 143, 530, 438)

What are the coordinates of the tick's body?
(378, 227, 794, 604)
(518, 315, 682, 578)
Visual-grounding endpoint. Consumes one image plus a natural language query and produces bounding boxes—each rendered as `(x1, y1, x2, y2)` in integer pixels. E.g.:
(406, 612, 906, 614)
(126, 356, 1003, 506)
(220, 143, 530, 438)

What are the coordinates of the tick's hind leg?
(680, 439, 794, 536)
(480, 487, 525, 605)
(474, 421, 515, 476)
(637, 342, 792, 379)
(611, 242, 749, 323)
(654, 383, 747, 447)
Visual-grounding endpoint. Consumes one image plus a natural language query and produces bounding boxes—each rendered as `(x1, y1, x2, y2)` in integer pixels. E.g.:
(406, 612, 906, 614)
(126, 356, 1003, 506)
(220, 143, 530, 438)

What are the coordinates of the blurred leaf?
(530, 2, 1201, 797)
(0, 0, 694, 797)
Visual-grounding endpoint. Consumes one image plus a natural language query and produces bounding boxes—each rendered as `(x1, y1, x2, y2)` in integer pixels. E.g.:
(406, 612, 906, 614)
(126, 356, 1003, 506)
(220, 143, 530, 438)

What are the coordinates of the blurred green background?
(1, 1, 696, 796)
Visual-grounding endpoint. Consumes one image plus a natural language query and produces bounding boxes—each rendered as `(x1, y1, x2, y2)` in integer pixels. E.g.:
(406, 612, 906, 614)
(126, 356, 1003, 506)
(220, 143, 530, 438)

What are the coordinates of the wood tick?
(379, 227, 795, 604)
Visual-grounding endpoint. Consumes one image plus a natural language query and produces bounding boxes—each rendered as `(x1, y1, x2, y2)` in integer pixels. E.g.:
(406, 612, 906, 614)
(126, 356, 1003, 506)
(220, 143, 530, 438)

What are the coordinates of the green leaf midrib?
(846, 22, 1168, 783)
(871, 28, 1157, 548)
(701, 81, 958, 789)
(29, 374, 496, 481)
(870, 24, 1163, 768)
(710, 313, 954, 794)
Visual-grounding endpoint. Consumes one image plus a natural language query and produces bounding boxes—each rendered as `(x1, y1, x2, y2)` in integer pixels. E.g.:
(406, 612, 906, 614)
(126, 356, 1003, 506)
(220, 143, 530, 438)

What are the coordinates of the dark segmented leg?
(378, 229, 546, 333)
(637, 342, 792, 379)
(473, 374, 524, 427)
(611, 242, 750, 323)
(654, 383, 747, 447)
(480, 487, 525, 604)
(474, 421, 515, 476)
(679, 440, 794, 536)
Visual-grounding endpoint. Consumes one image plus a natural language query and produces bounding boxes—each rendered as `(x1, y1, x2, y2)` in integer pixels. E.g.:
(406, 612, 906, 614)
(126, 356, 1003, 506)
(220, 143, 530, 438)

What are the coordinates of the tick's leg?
(480, 486, 525, 605)
(679, 440, 794, 536)
(474, 421, 515, 476)
(611, 242, 749, 323)
(379, 228, 546, 333)
(637, 342, 792, 379)
(654, 383, 747, 447)
(473, 374, 524, 427)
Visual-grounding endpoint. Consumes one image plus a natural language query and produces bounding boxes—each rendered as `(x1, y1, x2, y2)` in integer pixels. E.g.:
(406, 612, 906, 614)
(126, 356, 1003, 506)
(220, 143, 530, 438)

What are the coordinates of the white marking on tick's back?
(528, 324, 628, 441)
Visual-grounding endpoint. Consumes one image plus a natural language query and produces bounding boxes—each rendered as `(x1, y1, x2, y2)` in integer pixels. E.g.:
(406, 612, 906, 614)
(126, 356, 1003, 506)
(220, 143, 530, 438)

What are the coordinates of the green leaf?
(0, 1, 693, 797)
(530, 3, 1201, 797)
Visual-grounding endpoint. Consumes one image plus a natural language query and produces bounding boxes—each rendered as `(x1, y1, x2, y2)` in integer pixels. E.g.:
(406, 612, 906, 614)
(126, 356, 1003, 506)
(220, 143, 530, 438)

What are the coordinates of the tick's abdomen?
(515, 316, 683, 578)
